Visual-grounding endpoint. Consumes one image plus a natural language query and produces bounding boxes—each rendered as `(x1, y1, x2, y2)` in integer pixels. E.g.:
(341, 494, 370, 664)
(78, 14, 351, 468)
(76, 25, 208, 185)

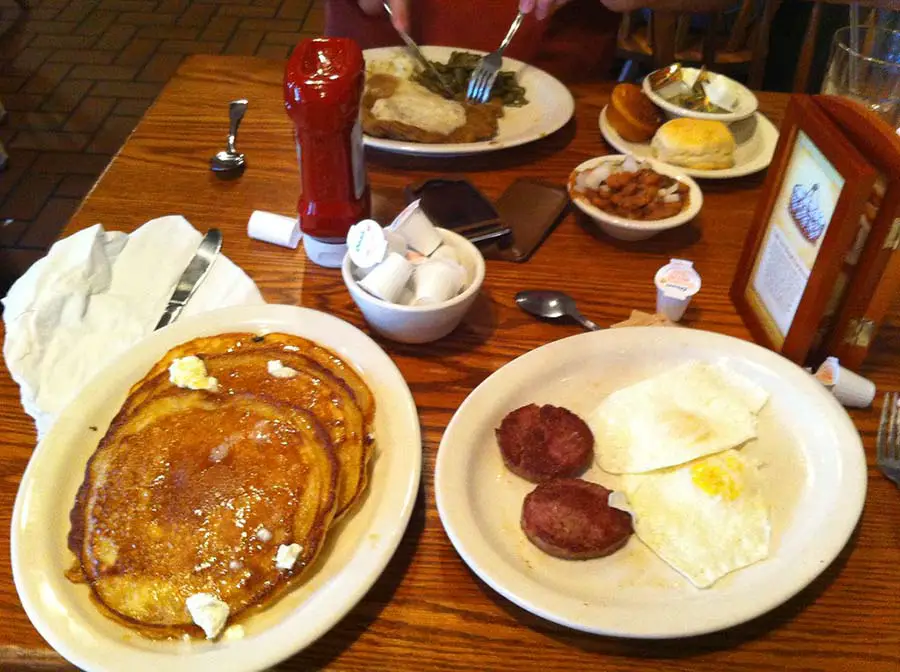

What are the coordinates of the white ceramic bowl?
(568, 155, 703, 242)
(642, 67, 758, 124)
(342, 228, 486, 344)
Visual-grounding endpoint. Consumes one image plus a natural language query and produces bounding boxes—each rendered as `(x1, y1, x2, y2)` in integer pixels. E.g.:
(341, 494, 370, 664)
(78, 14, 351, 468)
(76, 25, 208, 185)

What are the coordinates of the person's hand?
(518, 0, 571, 21)
(358, 0, 410, 31)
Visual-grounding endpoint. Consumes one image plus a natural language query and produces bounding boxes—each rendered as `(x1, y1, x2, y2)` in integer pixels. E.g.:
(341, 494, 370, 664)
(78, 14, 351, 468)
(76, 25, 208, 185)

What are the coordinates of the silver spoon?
(210, 99, 248, 177)
(515, 290, 601, 331)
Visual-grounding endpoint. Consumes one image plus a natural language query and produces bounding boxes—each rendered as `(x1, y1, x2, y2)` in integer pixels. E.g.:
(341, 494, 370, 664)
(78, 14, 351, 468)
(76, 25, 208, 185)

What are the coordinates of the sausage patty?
(521, 478, 633, 560)
(495, 404, 594, 483)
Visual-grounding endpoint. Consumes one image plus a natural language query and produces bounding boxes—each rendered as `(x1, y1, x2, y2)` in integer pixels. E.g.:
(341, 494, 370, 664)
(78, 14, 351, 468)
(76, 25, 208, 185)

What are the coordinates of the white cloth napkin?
(2, 215, 264, 438)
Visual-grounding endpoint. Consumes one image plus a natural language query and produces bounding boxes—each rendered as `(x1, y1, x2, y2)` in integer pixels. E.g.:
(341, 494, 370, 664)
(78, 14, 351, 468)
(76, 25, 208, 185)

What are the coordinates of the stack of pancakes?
(66, 332, 375, 638)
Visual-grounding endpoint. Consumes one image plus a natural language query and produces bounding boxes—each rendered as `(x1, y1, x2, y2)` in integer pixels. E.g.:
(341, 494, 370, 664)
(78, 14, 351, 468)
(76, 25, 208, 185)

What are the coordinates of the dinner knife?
(381, 1, 456, 99)
(154, 229, 223, 330)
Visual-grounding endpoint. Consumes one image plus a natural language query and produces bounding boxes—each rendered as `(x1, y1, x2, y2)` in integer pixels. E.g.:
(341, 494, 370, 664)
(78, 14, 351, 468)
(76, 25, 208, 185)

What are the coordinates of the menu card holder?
(730, 95, 878, 365)
(815, 96, 900, 369)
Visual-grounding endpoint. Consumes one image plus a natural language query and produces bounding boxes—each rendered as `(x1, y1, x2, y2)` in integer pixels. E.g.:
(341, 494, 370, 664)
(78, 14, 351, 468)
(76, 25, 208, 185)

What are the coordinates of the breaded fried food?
(361, 73, 503, 144)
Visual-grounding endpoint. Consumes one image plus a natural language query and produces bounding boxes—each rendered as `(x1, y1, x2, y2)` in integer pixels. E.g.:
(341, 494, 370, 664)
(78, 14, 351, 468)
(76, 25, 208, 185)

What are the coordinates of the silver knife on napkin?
(381, 1, 456, 99)
(155, 229, 223, 330)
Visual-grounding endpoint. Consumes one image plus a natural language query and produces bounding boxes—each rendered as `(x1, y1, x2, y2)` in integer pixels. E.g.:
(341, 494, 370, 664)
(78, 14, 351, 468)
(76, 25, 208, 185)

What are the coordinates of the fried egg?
(590, 361, 769, 474)
(625, 449, 770, 588)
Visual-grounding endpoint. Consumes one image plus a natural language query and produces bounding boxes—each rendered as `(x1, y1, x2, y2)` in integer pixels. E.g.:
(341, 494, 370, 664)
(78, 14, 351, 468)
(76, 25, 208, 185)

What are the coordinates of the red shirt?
(325, 0, 620, 83)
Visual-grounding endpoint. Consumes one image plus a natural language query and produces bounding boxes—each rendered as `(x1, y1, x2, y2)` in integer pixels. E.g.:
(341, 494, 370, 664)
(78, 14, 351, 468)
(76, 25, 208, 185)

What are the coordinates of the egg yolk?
(690, 455, 744, 500)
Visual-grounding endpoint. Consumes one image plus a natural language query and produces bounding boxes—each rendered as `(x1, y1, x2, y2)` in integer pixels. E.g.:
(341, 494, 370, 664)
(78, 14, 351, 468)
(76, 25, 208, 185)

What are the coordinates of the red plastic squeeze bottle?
(284, 37, 370, 268)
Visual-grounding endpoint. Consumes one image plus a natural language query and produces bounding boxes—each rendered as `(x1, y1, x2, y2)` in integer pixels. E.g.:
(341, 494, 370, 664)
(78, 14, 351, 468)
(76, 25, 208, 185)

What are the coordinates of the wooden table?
(1, 55, 898, 671)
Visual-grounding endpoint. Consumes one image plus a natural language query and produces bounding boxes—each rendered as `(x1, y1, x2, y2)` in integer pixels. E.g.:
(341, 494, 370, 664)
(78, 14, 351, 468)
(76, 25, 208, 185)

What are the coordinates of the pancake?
(134, 332, 375, 423)
(67, 331, 377, 639)
(68, 390, 338, 631)
(120, 345, 371, 518)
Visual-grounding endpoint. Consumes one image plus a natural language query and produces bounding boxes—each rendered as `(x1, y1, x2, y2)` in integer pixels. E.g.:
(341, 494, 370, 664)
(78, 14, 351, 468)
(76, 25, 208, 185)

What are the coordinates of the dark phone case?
(493, 179, 569, 262)
(404, 178, 569, 262)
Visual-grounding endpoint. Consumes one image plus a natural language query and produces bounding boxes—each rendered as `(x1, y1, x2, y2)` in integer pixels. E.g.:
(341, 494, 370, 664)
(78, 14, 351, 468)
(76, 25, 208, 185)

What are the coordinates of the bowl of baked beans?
(568, 154, 702, 241)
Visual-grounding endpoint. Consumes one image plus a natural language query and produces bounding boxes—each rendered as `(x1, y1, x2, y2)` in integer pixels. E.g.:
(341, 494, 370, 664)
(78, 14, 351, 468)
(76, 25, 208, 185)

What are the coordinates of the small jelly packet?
(654, 259, 701, 322)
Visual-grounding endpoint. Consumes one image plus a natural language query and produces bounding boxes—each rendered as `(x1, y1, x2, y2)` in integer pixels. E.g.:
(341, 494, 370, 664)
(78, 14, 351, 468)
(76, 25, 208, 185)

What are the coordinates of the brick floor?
(0, 0, 321, 292)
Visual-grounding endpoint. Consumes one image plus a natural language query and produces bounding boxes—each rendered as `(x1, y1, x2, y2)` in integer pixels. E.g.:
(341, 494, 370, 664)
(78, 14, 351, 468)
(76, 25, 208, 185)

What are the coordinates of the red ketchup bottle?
(284, 37, 370, 268)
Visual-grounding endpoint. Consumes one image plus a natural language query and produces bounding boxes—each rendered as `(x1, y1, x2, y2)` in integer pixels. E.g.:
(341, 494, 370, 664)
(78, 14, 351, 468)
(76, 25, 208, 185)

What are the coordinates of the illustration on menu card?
(748, 131, 845, 346)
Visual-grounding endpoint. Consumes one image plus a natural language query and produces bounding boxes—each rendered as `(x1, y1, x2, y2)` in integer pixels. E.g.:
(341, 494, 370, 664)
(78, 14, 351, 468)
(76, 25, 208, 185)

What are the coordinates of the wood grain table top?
(0, 55, 897, 671)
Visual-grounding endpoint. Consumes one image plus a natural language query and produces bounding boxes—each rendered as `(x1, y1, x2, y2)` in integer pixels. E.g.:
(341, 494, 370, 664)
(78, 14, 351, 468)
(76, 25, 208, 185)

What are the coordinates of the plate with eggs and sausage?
(434, 327, 865, 638)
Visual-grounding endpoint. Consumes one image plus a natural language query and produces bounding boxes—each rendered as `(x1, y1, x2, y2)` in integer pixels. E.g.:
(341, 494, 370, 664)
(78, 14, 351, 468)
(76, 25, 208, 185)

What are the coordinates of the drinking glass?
(821, 25, 900, 132)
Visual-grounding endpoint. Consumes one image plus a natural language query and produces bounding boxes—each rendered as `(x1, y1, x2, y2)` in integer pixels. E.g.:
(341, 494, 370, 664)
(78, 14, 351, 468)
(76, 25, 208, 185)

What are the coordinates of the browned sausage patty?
(521, 478, 633, 560)
(495, 404, 594, 483)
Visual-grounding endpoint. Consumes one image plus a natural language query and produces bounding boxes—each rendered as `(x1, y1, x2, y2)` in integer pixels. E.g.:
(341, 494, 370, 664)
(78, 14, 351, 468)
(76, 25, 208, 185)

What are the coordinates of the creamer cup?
(703, 75, 738, 112)
(389, 200, 443, 255)
(654, 258, 701, 322)
(411, 258, 467, 306)
(347, 219, 389, 269)
(385, 230, 408, 257)
(429, 243, 460, 264)
(357, 252, 412, 303)
(815, 356, 876, 408)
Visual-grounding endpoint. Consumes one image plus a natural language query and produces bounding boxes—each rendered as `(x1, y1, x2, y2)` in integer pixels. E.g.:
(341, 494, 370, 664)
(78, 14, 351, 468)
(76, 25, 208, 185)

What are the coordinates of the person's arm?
(360, 0, 734, 33)
(357, 0, 410, 31)
(523, 0, 735, 20)
(595, 0, 735, 11)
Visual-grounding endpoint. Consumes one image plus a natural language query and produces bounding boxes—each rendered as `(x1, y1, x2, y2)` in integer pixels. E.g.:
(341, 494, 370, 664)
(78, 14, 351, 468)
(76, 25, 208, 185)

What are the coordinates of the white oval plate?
(362, 45, 574, 156)
(599, 105, 779, 180)
(568, 155, 702, 241)
(435, 328, 866, 639)
(643, 67, 758, 123)
(11, 304, 421, 672)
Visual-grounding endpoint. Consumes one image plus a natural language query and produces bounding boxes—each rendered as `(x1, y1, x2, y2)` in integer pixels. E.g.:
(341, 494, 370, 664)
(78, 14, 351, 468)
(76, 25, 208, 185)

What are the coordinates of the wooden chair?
(794, 1, 900, 93)
(616, 0, 781, 89)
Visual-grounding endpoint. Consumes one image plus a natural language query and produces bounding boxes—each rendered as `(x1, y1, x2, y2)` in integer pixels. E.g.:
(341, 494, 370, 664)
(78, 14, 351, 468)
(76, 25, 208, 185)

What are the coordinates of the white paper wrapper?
(358, 252, 413, 303)
(247, 210, 301, 249)
(389, 200, 442, 255)
(411, 258, 467, 306)
(816, 356, 876, 408)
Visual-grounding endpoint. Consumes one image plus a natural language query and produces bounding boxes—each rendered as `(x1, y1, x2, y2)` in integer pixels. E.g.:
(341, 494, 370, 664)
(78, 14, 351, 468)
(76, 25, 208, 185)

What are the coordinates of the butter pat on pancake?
(371, 87, 466, 136)
(591, 361, 769, 474)
(625, 450, 770, 588)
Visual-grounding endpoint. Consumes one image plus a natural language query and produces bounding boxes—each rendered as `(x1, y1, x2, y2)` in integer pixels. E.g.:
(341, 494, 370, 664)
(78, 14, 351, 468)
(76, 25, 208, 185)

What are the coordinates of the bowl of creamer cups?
(341, 204, 486, 344)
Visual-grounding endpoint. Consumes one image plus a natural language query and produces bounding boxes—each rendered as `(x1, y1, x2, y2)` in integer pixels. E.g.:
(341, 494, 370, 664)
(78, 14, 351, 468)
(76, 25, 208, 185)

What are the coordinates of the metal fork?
(876, 391, 900, 487)
(466, 11, 525, 104)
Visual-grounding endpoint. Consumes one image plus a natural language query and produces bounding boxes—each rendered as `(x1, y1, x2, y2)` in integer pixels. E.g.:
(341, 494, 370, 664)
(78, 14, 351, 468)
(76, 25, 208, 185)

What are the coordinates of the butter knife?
(155, 229, 223, 330)
(381, 1, 456, 99)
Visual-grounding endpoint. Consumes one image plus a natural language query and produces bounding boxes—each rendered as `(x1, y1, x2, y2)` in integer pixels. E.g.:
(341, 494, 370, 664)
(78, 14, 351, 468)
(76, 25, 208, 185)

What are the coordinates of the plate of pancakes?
(435, 327, 866, 638)
(362, 46, 575, 156)
(11, 304, 421, 672)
